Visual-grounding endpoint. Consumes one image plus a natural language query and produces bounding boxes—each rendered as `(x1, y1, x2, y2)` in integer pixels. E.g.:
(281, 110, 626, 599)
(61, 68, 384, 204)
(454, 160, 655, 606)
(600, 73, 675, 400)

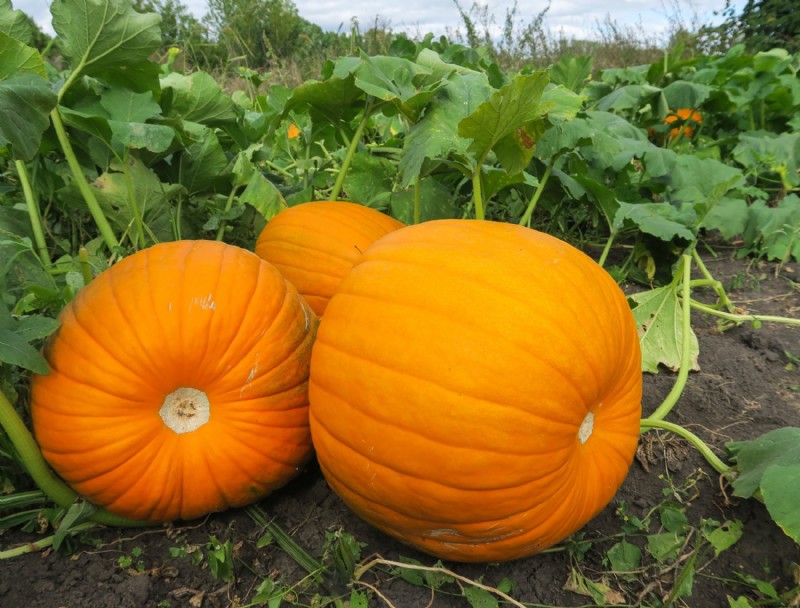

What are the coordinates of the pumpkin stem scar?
(578, 411, 594, 444)
(160, 387, 210, 434)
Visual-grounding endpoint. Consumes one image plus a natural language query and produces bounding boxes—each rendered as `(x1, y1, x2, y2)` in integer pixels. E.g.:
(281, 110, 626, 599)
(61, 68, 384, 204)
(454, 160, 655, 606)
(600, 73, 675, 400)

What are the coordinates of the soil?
(1, 248, 799, 608)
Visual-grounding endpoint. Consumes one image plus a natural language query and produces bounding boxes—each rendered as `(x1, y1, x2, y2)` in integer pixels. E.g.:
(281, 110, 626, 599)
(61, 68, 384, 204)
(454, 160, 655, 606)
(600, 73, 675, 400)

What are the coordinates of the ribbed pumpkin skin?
(309, 220, 642, 562)
(254, 201, 404, 316)
(31, 240, 317, 522)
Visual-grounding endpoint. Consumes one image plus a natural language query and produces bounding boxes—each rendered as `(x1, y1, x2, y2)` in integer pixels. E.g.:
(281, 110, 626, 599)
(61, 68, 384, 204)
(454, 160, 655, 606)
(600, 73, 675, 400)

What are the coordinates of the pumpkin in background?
(309, 220, 642, 562)
(665, 108, 702, 139)
(254, 201, 404, 316)
(31, 240, 317, 522)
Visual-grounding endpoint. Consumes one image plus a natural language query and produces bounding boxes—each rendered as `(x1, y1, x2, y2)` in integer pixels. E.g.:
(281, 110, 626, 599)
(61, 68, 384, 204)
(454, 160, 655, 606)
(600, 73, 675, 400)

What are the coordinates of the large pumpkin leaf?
(628, 284, 700, 373)
(161, 71, 237, 125)
(52, 0, 162, 92)
(0, 72, 57, 160)
(761, 465, 800, 543)
(332, 53, 437, 115)
(0, 0, 33, 43)
(727, 427, 800, 497)
(613, 201, 697, 243)
(237, 170, 287, 221)
(283, 75, 362, 121)
(458, 72, 550, 172)
(0, 30, 45, 76)
(398, 71, 492, 186)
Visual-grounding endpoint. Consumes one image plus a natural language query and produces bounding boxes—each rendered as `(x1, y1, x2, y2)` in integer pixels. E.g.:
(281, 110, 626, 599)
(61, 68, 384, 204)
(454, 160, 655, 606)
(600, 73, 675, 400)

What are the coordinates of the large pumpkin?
(254, 201, 404, 316)
(309, 220, 642, 562)
(31, 240, 317, 522)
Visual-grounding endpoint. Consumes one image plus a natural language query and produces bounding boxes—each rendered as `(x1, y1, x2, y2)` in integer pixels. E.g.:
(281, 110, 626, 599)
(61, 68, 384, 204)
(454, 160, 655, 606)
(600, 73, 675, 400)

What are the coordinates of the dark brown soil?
(2, 249, 799, 608)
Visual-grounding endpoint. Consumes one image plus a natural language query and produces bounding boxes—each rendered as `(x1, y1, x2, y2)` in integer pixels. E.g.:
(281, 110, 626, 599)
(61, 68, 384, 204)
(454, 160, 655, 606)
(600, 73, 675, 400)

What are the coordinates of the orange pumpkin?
(665, 108, 702, 139)
(309, 220, 642, 562)
(254, 201, 404, 316)
(31, 240, 317, 522)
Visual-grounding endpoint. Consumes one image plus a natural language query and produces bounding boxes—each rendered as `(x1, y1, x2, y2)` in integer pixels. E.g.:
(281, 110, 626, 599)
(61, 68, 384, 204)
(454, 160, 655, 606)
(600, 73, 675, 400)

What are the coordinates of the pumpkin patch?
(30, 240, 318, 522)
(308, 219, 643, 562)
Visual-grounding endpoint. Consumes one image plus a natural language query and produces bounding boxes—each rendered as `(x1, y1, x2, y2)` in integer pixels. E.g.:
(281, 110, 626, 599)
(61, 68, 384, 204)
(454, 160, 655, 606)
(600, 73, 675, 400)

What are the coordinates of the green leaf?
(660, 506, 688, 533)
(392, 557, 425, 586)
(333, 52, 437, 117)
(702, 519, 743, 556)
(613, 201, 696, 242)
(0, 327, 50, 374)
(728, 596, 753, 608)
(727, 427, 800, 498)
(53, 499, 97, 551)
(595, 83, 667, 115)
(284, 75, 362, 120)
(178, 127, 229, 194)
(760, 195, 800, 262)
(458, 71, 550, 168)
(238, 171, 287, 221)
(0, 30, 45, 77)
(399, 71, 492, 186)
(348, 590, 369, 608)
(91, 158, 184, 241)
(662, 81, 713, 111)
(15, 315, 60, 342)
(733, 131, 800, 190)
(108, 120, 175, 153)
(0, 73, 57, 160)
(161, 71, 237, 125)
(629, 284, 700, 373)
(99, 88, 161, 123)
(52, 0, 162, 92)
(464, 586, 499, 608)
(0, 0, 34, 43)
(646, 531, 683, 561)
(423, 561, 455, 590)
(606, 540, 642, 572)
(549, 55, 593, 92)
(342, 151, 396, 209)
(702, 198, 749, 239)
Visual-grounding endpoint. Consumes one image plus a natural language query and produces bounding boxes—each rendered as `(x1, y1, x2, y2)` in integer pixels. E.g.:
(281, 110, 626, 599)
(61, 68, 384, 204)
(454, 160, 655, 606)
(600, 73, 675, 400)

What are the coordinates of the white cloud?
(17, 0, 735, 42)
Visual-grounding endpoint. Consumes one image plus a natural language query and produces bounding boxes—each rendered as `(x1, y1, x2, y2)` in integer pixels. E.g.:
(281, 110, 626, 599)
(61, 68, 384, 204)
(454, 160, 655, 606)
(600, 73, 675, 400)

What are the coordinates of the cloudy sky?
(19, 0, 736, 41)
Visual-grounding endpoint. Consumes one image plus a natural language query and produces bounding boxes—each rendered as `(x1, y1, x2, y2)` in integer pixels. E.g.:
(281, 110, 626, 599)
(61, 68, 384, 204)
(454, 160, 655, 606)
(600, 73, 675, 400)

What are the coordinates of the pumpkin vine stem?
(639, 419, 731, 476)
(50, 108, 120, 253)
(0, 388, 146, 528)
(330, 97, 381, 202)
(519, 159, 555, 228)
(0, 522, 98, 559)
(14, 160, 52, 267)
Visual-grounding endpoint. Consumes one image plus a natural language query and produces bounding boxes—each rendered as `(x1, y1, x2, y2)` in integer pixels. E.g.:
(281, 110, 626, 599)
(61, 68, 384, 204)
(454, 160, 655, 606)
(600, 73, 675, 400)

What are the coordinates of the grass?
(154, 0, 736, 88)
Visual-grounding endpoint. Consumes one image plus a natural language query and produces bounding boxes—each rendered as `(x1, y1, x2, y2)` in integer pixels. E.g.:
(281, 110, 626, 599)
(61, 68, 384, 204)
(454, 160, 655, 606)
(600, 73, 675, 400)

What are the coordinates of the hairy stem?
(0, 388, 146, 528)
(691, 250, 735, 312)
(50, 108, 119, 253)
(640, 419, 730, 475)
(78, 247, 93, 285)
(519, 161, 554, 227)
(690, 301, 800, 327)
(597, 231, 616, 268)
(215, 186, 239, 241)
(331, 98, 374, 201)
(472, 167, 485, 221)
(0, 523, 97, 559)
(14, 160, 51, 267)
(413, 175, 421, 225)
